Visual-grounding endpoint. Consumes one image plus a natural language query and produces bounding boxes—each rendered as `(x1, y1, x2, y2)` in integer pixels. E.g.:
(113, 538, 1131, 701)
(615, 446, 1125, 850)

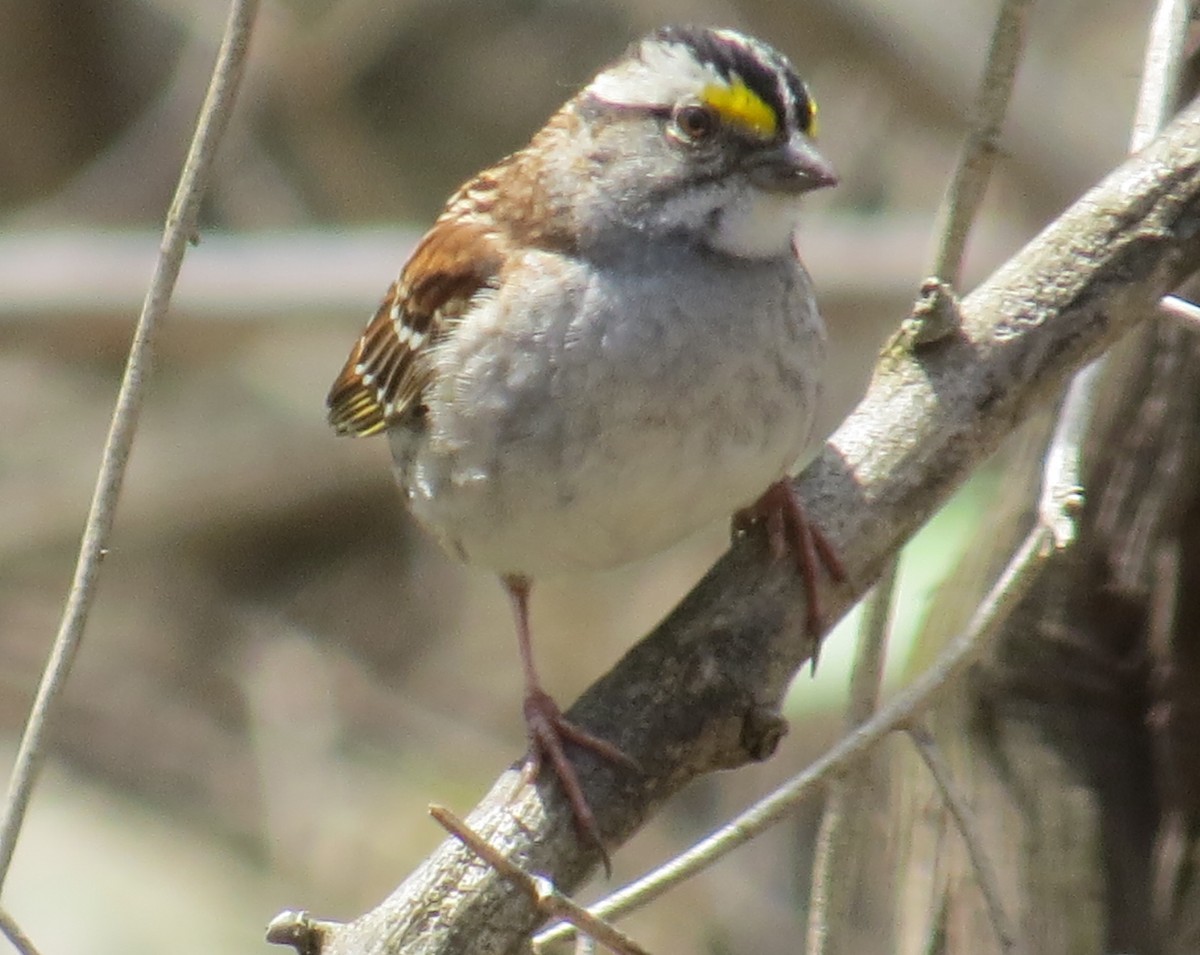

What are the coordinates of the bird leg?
(502, 574, 630, 866)
(733, 479, 846, 640)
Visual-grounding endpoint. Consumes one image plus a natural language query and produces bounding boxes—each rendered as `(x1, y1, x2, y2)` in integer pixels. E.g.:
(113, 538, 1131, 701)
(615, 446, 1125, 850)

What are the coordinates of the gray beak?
(746, 134, 838, 194)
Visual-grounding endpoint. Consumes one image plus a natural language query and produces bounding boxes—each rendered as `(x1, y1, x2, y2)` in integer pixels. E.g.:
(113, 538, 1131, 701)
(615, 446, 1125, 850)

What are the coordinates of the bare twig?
(430, 807, 650, 955)
(1038, 0, 1190, 545)
(843, 578, 895, 731)
(0, 0, 260, 892)
(908, 0, 1034, 342)
(906, 723, 1019, 954)
(1130, 0, 1191, 147)
(931, 0, 1033, 283)
(1038, 377, 1090, 549)
(809, 0, 1122, 204)
(818, 5, 1032, 941)
(0, 908, 41, 955)
(804, 562, 895, 953)
(803, 795, 847, 955)
(1160, 293, 1200, 327)
(1147, 540, 1184, 928)
(536, 530, 1053, 949)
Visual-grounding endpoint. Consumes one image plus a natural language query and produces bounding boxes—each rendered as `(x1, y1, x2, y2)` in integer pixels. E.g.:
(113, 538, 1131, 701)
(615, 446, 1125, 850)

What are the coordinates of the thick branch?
(297, 101, 1200, 955)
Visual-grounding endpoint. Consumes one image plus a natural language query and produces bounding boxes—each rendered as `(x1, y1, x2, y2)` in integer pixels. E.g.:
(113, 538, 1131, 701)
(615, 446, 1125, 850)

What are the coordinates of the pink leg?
(502, 575, 631, 867)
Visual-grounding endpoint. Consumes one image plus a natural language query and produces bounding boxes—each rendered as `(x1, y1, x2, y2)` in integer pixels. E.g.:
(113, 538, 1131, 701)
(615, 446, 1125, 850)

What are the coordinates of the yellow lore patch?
(701, 79, 778, 137)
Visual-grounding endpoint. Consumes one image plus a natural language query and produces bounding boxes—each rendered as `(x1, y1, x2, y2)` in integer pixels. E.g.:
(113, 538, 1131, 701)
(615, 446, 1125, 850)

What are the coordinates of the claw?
(521, 688, 633, 876)
(734, 479, 846, 647)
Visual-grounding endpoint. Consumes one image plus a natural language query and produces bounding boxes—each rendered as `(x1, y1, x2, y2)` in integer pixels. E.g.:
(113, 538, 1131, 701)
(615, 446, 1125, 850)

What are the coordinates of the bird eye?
(672, 103, 717, 141)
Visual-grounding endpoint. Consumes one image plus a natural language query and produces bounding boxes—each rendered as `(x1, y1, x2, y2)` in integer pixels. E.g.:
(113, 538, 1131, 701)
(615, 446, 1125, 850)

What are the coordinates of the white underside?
(392, 244, 825, 577)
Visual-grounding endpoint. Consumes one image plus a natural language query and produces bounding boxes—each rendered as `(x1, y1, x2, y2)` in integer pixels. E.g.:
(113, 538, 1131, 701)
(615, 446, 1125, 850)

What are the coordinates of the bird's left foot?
(522, 687, 634, 875)
(734, 478, 846, 641)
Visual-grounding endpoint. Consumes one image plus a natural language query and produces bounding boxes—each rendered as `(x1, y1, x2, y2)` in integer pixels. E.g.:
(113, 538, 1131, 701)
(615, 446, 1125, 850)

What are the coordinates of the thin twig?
(1160, 293, 1200, 327)
(1038, 0, 1190, 545)
(803, 794, 845, 955)
(843, 569, 897, 741)
(805, 561, 896, 953)
(429, 806, 650, 955)
(0, 908, 42, 955)
(828, 5, 1033, 941)
(908, 0, 1034, 342)
(0, 0, 260, 892)
(1130, 0, 1191, 148)
(905, 723, 1019, 953)
(1147, 540, 1184, 928)
(932, 0, 1034, 283)
(535, 529, 1054, 949)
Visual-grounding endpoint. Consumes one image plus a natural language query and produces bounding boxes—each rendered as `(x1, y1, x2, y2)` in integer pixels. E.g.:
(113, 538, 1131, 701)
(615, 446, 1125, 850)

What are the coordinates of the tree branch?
(274, 99, 1200, 955)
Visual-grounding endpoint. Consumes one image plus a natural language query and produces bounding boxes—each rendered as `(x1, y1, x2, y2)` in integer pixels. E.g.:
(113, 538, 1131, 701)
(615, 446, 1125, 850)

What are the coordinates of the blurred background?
(0, 0, 1152, 952)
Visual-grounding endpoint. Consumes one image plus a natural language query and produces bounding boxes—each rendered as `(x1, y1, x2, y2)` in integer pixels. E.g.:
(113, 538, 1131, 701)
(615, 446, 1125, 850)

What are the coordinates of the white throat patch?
(709, 190, 804, 259)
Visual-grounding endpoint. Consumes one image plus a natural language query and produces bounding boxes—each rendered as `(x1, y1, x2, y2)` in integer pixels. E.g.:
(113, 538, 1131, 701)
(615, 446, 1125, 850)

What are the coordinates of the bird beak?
(746, 134, 838, 194)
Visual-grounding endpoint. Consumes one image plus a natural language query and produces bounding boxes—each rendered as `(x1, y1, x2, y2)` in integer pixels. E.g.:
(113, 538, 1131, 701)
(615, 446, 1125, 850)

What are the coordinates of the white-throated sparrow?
(328, 25, 839, 860)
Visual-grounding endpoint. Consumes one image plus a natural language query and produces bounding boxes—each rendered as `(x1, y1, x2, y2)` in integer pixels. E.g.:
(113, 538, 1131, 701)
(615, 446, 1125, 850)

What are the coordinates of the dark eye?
(672, 104, 717, 141)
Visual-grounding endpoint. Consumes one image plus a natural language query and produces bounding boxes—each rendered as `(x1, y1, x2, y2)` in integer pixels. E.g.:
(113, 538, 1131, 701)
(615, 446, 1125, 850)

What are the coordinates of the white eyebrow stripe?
(587, 30, 802, 136)
(586, 38, 725, 108)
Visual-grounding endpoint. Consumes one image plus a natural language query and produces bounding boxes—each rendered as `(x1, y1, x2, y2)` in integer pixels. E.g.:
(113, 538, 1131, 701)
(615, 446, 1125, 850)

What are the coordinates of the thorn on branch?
(265, 909, 337, 955)
(903, 277, 965, 346)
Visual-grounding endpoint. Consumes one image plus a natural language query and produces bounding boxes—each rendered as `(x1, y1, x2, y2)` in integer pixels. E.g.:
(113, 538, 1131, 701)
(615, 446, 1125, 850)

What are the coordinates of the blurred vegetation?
(0, 0, 1153, 952)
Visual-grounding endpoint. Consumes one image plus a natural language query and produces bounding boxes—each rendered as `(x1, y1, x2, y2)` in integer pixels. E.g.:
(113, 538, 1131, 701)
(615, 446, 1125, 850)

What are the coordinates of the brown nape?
(494, 106, 586, 256)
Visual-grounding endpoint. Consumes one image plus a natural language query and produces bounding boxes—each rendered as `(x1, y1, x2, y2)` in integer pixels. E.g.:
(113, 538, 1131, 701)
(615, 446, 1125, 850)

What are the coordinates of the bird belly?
(393, 252, 825, 576)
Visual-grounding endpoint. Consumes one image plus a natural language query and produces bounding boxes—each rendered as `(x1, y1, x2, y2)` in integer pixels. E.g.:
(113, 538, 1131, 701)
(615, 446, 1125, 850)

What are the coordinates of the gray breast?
(392, 242, 826, 574)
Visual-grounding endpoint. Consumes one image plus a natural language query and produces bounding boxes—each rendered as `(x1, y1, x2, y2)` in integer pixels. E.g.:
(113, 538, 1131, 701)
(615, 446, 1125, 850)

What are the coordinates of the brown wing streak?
(326, 220, 504, 437)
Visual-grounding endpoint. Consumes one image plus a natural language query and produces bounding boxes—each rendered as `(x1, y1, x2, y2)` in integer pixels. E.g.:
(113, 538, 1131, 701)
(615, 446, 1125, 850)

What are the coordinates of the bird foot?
(734, 478, 846, 646)
(521, 687, 633, 876)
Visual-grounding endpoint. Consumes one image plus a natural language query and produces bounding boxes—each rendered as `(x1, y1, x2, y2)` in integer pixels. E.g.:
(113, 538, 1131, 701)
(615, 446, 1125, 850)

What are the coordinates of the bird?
(327, 25, 840, 860)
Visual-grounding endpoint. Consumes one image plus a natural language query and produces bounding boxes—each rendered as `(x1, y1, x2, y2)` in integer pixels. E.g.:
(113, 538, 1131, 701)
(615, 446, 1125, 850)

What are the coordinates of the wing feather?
(326, 215, 504, 437)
